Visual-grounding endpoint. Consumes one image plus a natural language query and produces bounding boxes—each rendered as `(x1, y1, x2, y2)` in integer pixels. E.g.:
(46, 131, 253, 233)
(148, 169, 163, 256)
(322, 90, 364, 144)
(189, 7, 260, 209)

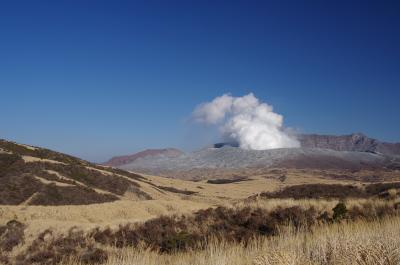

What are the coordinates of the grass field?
(1, 195, 399, 265)
(1, 166, 400, 265)
(60, 216, 400, 265)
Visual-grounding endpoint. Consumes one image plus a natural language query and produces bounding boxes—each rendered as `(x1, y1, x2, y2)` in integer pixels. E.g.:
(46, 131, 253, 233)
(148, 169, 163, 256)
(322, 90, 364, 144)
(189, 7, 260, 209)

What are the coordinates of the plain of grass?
(58, 216, 400, 265)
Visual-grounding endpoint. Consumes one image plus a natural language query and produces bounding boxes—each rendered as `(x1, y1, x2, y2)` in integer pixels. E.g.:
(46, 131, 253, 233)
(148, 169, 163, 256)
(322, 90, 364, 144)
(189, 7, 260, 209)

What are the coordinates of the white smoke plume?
(193, 93, 300, 150)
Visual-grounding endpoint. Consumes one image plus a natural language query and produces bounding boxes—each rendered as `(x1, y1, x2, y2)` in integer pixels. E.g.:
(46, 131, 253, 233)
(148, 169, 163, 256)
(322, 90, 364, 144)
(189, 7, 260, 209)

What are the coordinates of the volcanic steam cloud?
(193, 93, 300, 150)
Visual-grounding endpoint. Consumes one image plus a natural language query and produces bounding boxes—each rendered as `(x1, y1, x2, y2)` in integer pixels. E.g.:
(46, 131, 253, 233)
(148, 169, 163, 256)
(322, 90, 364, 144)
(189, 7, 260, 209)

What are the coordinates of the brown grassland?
(60, 216, 400, 265)
(1, 189, 400, 264)
(1, 140, 400, 265)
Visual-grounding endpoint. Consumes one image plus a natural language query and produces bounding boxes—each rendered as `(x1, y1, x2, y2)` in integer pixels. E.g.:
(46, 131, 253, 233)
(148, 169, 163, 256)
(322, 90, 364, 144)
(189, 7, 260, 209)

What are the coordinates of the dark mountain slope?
(116, 133, 400, 179)
(0, 140, 161, 205)
(299, 133, 400, 157)
(103, 148, 184, 167)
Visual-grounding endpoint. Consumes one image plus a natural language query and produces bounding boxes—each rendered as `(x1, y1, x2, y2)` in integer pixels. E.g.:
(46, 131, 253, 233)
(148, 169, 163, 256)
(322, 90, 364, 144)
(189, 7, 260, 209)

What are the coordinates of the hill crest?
(0, 139, 182, 206)
(103, 148, 183, 167)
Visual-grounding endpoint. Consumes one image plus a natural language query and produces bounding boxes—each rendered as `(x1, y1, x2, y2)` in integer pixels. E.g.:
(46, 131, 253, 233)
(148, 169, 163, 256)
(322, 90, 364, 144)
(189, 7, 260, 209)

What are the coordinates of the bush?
(16, 227, 108, 265)
(207, 177, 249, 184)
(365, 182, 400, 197)
(259, 183, 400, 201)
(332, 202, 347, 221)
(80, 248, 108, 264)
(0, 220, 25, 252)
(260, 184, 366, 199)
(270, 206, 317, 229)
(156, 186, 198, 195)
(161, 232, 200, 252)
(89, 205, 321, 252)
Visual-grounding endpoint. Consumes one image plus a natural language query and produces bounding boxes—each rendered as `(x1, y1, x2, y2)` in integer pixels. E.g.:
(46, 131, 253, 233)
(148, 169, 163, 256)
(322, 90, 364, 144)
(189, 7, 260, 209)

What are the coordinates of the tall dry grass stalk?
(60, 216, 400, 265)
(237, 197, 400, 213)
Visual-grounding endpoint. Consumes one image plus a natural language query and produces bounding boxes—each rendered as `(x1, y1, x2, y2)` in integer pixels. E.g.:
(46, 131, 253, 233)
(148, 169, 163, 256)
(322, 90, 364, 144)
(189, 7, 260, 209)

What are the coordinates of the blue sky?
(1, 0, 399, 162)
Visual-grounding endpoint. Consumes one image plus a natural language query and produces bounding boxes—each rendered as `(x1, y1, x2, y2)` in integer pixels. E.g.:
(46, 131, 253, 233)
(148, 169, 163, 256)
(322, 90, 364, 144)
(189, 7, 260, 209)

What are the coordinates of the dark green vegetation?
(156, 186, 198, 195)
(0, 140, 152, 205)
(9, 201, 400, 265)
(259, 183, 400, 200)
(207, 176, 250, 184)
(332, 202, 347, 221)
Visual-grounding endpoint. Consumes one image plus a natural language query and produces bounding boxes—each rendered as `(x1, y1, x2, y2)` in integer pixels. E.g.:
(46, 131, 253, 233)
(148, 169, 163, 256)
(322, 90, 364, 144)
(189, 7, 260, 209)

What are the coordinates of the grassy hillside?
(1, 139, 400, 264)
(1, 139, 399, 206)
(0, 140, 178, 205)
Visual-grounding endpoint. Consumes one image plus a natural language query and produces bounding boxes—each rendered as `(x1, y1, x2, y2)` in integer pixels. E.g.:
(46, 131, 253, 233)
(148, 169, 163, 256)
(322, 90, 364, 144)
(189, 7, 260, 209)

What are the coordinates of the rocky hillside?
(116, 133, 400, 179)
(119, 145, 399, 178)
(0, 139, 173, 206)
(299, 133, 400, 157)
(103, 148, 183, 167)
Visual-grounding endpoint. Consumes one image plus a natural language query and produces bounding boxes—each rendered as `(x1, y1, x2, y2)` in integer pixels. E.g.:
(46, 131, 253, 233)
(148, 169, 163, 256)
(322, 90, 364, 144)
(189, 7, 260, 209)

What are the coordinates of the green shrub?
(162, 232, 198, 252)
(156, 186, 197, 195)
(332, 202, 347, 221)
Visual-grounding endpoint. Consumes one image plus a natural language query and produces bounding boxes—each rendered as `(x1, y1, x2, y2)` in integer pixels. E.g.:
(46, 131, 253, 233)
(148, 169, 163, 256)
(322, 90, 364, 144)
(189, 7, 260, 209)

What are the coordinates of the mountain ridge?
(0, 139, 177, 205)
(298, 133, 400, 156)
(113, 133, 400, 179)
(103, 148, 184, 167)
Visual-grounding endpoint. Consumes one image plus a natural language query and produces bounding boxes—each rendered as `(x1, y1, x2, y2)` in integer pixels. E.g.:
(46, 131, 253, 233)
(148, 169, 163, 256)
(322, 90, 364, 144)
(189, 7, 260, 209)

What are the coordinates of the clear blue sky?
(1, 0, 399, 162)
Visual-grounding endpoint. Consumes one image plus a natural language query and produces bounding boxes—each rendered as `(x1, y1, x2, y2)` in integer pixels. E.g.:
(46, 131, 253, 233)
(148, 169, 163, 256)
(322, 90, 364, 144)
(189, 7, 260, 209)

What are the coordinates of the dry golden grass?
(21, 155, 67, 164)
(2, 170, 399, 244)
(1, 196, 399, 264)
(1, 196, 391, 247)
(141, 169, 366, 202)
(2, 165, 400, 265)
(238, 197, 400, 213)
(0, 169, 355, 232)
(3, 139, 400, 264)
(0, 199, 210, 239)
(57, 216, 400, 265)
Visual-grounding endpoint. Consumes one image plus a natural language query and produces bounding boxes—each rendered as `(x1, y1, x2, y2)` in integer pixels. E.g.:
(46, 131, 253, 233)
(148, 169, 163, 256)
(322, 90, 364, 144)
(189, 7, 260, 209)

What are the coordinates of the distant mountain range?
(3, 133, 398, 205)
(103, 148, 183, 167)
(107, 133, 400, 178)
(214, 133, 400, 157)
(298, 133, 400, 157)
